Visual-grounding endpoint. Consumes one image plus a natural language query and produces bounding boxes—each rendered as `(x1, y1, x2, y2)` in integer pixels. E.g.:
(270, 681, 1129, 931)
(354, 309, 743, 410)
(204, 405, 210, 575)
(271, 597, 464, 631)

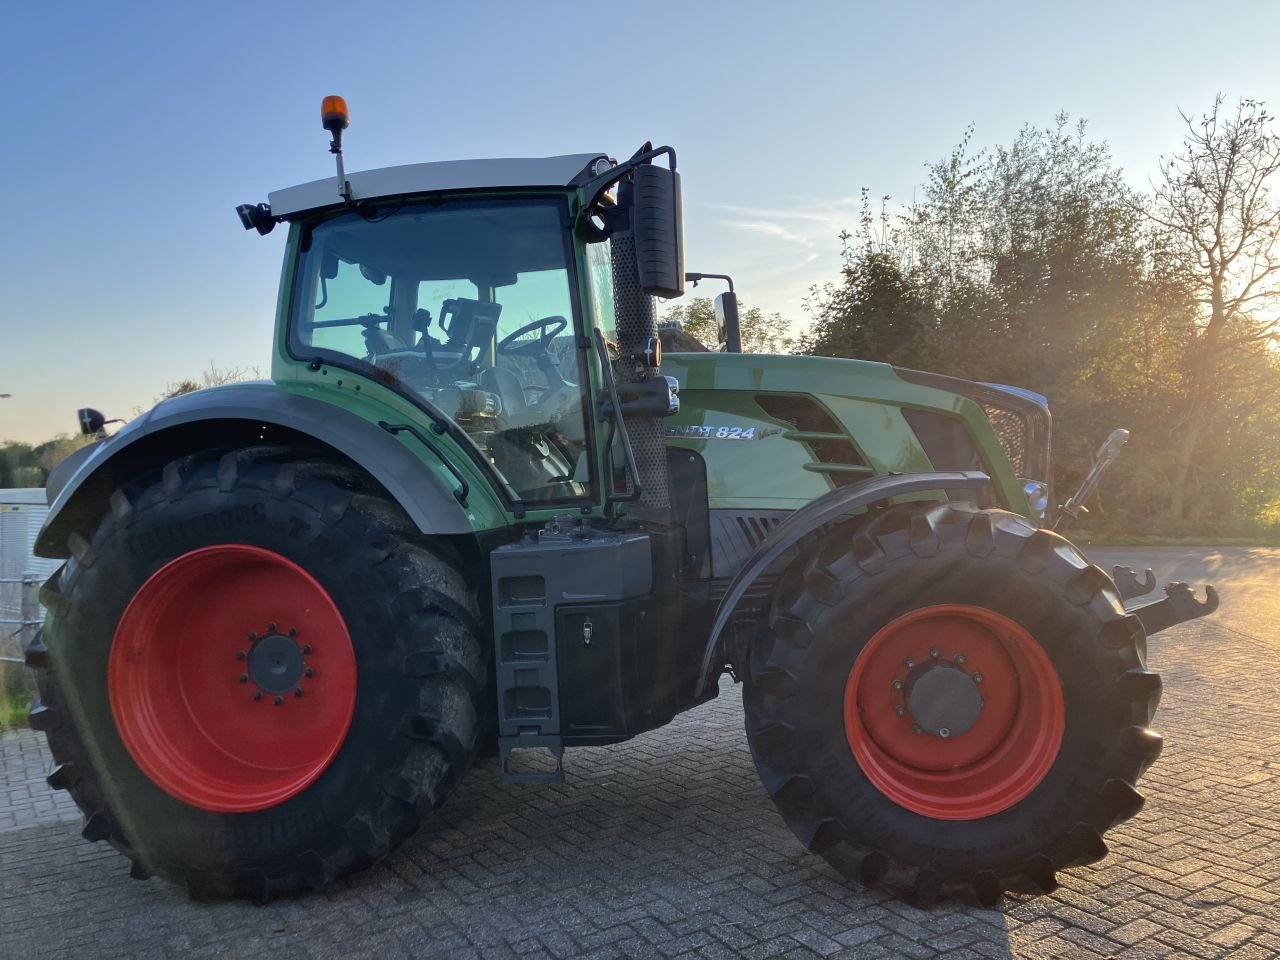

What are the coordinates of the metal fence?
(1, 489, 59, 669)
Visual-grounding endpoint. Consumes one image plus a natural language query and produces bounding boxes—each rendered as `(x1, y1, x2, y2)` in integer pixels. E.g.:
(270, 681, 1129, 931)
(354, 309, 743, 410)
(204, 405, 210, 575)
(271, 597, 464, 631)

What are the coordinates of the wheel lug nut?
(913, 725, 923, 735)
(252, 691, 262, 701)
(274, 696, 284, 706)
(268, 622, 278, 633)
(304, 667, 314, 677)
(904, 658, 915, 668)
(929, 648, 940, 658)
(302, 645, 313, 655)
(891, 679, 903, 690)
(939, 727, 951, 738)
(239, 673, 249, 684)
(972, 672, 984, 683)
(288, 628, 298, 638)
(294, 688, 304, 698)
(895, 705, 906, 716)
(955, 654, 967, 665)
(247, 631, 258, 641)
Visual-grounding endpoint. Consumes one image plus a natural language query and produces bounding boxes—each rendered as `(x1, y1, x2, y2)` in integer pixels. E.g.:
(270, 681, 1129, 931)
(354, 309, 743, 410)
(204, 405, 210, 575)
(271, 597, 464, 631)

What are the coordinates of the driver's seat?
(479, 365, 529, 420)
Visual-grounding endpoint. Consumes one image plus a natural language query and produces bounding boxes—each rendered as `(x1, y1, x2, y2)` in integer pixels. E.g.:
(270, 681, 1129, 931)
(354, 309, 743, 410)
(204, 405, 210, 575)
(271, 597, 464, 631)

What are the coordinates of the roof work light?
(321, 95, 349, 134)
(322, 95, 353, 203)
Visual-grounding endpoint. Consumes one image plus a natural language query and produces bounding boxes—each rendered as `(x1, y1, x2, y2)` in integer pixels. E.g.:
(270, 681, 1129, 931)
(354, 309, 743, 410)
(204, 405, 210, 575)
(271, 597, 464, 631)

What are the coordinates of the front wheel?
(27, 448, 489, 899)
(743, 502, 1162, 906)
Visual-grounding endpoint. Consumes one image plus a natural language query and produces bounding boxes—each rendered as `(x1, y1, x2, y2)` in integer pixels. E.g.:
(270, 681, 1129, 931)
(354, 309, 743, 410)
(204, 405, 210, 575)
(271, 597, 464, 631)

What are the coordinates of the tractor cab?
(287, 198, 591, 502)
(242, 98, 685, 517)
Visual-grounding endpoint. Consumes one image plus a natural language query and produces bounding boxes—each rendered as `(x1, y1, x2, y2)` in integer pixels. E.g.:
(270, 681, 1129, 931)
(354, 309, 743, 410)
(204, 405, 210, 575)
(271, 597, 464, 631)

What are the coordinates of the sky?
(1, 0, 1277, 443)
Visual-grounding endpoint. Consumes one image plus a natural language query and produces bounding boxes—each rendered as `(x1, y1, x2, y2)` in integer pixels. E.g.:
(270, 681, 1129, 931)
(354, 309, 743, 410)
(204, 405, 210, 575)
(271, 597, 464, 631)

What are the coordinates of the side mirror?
(77, 408, 106, 437)
(630, 164, 685, 299)
(715, 292, 742, 353)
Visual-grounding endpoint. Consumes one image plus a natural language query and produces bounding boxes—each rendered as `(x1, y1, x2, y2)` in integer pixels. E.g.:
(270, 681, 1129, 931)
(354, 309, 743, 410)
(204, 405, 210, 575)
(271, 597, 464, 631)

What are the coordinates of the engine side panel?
(660, 352, 1029, 518)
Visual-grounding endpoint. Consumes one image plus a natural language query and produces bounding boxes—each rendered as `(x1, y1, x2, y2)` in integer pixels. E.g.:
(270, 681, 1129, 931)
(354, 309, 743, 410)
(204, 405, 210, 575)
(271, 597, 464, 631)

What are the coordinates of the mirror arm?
(580, 144, 678, 213)
(685, 272, 734, 293)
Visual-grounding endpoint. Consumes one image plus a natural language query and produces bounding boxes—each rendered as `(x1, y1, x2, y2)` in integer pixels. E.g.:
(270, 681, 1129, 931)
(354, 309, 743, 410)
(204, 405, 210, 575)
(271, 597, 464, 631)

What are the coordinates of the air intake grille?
(754, 394, 873, 486)
(981, 405, 1029, 477)
(709, 510, 789, 578)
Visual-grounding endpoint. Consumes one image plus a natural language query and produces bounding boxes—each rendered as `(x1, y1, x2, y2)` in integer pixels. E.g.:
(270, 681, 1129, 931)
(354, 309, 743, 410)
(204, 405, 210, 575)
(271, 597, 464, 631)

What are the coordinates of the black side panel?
(667, 448, 710, 579)
(556, 601, 644, 740)
(708, 509, 791, 579)
(490, 530, 652, 757)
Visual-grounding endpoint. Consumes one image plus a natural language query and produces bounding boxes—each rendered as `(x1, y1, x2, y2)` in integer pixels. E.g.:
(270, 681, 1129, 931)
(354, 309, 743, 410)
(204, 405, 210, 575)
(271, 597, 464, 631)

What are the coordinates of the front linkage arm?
(1111, 563, 1218, 636)
(1112, 565, 1157, 602)
(1128, 582, 1220, 636)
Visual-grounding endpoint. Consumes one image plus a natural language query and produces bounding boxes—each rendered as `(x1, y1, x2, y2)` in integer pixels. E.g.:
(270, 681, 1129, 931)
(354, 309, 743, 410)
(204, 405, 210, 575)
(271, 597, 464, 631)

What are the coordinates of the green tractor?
(26, 98, 1216, 905)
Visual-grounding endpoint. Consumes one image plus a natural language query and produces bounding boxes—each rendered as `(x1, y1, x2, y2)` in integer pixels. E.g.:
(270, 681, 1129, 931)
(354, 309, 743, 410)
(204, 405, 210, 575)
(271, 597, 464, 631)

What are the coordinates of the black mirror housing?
(236, 202, 276, 236)
(715, 292, 742, 353)
(77, 408, 106, 436)
(631, 164, 685, 299)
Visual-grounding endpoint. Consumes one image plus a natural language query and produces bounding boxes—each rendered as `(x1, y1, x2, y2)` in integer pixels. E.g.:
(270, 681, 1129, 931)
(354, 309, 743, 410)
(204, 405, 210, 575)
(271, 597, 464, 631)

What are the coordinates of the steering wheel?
(497, 315, 568, 358)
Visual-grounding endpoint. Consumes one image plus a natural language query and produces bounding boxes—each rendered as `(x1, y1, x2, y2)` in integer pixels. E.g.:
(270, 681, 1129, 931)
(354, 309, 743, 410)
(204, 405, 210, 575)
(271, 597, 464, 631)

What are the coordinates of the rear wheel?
(26, 447, 488, 899)
(743, 502, 1162, 905)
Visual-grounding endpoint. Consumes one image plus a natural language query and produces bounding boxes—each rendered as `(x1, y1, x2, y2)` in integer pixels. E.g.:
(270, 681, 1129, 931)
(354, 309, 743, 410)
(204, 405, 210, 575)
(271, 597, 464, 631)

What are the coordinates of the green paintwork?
(262, 199, 1032, 537)
(661, 352, 1031, 517)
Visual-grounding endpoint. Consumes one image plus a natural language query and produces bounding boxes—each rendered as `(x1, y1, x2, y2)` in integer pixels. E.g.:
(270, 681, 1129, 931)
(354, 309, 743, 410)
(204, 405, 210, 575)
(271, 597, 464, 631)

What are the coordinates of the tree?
(660, 297, 794, 354)
(0, 444, 35, 487)
(1149, 96, 1280, 520)
(803, 242, 936, 368)
(0, 434, 92, 488)
(800, 115, 1226, 533)
(154, 364, 263, 405)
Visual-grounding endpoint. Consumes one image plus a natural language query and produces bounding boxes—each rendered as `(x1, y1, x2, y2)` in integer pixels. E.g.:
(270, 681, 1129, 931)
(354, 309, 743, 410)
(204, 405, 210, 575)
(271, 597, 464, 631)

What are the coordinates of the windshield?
(289, 199, 591, 504)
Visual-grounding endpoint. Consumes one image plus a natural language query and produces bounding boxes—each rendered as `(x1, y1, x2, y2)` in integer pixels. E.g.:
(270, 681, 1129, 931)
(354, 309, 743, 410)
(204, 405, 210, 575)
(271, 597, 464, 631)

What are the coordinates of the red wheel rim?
(843, 604, 1064, 820)
(109, 545, 357, 813)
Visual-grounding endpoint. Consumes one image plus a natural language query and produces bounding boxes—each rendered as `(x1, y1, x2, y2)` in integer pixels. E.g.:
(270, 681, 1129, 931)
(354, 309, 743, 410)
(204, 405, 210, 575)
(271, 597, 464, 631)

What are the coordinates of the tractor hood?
(658, 352, 1031, 515)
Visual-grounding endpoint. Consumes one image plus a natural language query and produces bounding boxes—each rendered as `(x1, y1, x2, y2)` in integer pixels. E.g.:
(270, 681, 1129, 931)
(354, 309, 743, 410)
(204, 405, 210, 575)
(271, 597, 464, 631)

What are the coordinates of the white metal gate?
(1, 488, 60, 666)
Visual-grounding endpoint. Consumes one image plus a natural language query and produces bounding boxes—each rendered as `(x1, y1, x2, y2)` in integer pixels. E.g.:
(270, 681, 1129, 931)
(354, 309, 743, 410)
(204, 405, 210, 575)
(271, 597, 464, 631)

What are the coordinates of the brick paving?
(1, 547, 1277, 959)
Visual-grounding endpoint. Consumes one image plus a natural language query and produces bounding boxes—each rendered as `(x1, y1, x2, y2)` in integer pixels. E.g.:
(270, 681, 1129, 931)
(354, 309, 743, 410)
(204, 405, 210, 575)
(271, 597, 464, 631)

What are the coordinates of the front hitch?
(1112, 565, 1157, 602)
(1129, 582, 1220, 635)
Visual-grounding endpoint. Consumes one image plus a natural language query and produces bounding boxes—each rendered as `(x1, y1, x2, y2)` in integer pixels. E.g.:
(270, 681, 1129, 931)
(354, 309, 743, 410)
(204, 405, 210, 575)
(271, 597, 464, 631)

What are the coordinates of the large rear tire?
(25, 447, 488, 899)
(742, 502, 1162, 906)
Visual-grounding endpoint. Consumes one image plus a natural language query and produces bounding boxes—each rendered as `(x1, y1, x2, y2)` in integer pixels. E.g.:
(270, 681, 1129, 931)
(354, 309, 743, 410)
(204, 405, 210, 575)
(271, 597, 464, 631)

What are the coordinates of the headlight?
(664, 375, 680, 415)
(1021, 479, 1050, 517)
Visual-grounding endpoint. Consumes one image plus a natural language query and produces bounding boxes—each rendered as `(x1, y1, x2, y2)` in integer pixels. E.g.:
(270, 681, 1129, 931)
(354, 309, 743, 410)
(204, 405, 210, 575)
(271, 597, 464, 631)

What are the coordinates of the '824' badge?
(664, 424, 778, 440)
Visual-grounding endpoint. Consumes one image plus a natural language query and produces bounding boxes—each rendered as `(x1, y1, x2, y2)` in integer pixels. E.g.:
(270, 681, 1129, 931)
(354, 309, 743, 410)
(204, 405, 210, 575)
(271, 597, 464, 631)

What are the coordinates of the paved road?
(1, 548, 1277, 959)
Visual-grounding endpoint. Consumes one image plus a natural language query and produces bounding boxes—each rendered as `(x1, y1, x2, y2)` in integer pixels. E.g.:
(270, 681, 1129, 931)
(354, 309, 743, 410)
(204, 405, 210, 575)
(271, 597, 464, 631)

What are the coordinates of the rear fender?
(695, 470, 991, 695)
(36, 384, 473, 557)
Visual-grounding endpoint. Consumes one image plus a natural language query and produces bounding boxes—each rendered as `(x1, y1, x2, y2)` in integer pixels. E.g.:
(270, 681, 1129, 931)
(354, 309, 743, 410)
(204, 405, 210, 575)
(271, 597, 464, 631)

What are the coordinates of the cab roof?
(268, 153, 607, 218)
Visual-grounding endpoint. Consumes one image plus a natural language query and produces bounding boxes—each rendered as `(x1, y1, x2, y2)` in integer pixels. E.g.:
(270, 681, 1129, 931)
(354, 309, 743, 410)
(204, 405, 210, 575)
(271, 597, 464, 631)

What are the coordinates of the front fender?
(695, 470, 991, 695)
(36, 384, 475, 557)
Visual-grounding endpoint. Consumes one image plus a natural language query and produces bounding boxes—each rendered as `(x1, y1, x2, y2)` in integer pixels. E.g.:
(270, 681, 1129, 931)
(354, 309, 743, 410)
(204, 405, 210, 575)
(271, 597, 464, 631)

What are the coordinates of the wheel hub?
(905, 661, 984, 738)
(247, 631, 305, 694)
(843, 604, 1066, 819)
(108, 544, 357, 813)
